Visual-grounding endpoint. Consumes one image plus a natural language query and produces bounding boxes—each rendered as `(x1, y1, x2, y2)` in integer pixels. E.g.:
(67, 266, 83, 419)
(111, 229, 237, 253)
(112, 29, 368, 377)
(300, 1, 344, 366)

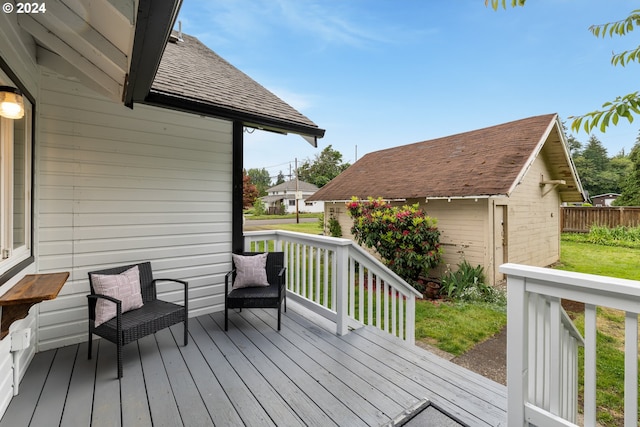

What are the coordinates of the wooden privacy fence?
(561, 207, 640, 233)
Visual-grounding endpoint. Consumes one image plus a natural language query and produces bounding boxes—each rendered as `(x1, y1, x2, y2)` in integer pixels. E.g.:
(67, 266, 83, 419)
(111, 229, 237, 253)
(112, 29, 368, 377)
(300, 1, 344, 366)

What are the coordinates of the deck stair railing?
(244, 230, 422, 343)
(501, 263, 640, 427)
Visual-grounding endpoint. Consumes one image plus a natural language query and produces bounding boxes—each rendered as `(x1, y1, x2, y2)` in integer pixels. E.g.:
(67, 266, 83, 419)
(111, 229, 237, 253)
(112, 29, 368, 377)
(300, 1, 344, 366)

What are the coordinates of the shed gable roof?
(309, 114, 584, 202)
(147, 33, 324, 142)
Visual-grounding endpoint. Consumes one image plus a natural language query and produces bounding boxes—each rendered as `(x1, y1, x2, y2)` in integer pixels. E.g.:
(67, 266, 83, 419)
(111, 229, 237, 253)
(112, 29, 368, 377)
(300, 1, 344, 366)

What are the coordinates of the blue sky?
(177, 0, 639, 180)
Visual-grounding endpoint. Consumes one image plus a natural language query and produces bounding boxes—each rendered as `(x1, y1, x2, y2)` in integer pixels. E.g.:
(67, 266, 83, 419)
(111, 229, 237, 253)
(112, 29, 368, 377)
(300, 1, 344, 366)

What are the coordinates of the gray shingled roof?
(267, 180, 319, 193)
(308, 114, 584, 202)
(148, 33, 324, 139)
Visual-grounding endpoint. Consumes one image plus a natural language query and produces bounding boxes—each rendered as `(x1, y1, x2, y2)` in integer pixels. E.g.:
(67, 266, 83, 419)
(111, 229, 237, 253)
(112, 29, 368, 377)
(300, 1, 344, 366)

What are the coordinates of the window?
(288, 200, 295, 206)
(0, 70, 32, 273)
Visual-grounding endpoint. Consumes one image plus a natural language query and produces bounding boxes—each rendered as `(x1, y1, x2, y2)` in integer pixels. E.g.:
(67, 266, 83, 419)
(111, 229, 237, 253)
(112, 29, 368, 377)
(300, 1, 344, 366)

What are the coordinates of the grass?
(244, 222, 322, 234)
(556, 236, 640, 280)
(415, 301, 506, 355)
(556, 237, 640, 427)
(244, 212, 322, 220)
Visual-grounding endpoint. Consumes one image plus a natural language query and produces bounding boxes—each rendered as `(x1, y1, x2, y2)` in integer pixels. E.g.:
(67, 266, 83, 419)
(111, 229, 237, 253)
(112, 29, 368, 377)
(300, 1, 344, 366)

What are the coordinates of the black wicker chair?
(87, 262, 188, 378)
(225, 252, 286, 331)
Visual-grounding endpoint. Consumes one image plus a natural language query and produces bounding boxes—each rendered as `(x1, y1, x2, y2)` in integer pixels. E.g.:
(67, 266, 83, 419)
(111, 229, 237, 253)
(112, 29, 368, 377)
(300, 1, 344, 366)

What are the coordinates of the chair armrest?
(277, 267, 286, 296)
(225, 270, 235, 294)
(87, 294, 122, 320)
(151, 278, 189, 308)
(87, 293, 122, 306)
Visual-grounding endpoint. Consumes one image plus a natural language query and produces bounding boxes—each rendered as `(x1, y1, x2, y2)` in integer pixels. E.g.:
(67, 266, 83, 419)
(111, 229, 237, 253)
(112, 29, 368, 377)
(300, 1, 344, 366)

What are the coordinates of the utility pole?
(295, 158, 299, 224)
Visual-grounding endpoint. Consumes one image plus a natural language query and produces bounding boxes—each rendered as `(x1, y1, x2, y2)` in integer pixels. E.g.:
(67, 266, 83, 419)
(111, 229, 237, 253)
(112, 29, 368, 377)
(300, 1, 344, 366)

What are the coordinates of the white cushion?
(232, 253, 270, 289)
(91, 265, 144, 327)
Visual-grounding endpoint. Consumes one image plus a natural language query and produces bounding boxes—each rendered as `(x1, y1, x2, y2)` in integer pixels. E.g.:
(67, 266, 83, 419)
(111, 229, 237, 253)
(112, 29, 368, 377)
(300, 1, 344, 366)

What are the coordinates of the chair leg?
(88, 331, 92, 360)
(277, 306, 282, 331)
(117, 340, 123, 379)
(225, 308, 228, 331)
(184, 318, 188, 346)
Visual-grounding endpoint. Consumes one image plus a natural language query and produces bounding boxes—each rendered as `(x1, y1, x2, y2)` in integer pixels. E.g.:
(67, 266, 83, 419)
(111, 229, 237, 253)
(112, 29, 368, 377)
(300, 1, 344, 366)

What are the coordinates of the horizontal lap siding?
(407, 198, 489, 276)
(36, 74, 233, 350)
(508, 152, 560, 267)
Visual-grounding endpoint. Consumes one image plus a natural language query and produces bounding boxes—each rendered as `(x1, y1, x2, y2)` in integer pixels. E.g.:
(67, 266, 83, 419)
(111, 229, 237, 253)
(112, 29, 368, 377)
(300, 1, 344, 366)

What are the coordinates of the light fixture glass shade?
(0, 86, 25, 119)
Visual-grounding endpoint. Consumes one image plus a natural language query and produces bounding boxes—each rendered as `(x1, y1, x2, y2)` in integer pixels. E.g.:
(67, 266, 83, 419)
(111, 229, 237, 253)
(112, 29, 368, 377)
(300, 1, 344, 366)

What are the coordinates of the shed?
(308, 114, 585, 285)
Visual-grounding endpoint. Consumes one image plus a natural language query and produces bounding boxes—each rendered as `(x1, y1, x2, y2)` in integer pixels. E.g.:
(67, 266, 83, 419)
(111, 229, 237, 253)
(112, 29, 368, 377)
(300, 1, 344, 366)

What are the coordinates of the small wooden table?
(0, 272, 69, 339)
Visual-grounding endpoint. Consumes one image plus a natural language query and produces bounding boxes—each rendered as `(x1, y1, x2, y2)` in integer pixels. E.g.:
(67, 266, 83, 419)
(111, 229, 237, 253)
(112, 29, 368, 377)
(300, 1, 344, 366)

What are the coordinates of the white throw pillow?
(91, 265, 144, 327)
(232, 253, 270, 289)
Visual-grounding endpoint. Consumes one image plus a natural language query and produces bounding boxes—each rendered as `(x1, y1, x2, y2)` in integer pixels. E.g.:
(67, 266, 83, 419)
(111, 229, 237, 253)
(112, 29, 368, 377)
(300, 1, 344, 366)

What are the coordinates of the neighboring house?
(591, 193, 620, 207)
(308, 114, 585, 285)
(262, 180, 324, 214)
(0, 1, 323, 416)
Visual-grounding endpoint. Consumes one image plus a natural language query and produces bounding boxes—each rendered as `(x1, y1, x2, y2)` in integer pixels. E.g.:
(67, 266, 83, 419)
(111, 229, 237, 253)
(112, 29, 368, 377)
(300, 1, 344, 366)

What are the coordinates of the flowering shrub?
(346, 197, 442, 289)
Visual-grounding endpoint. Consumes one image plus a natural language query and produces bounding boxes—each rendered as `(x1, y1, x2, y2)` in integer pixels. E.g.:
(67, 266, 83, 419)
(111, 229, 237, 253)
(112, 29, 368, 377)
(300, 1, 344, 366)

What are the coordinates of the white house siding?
(506, 151, 561, 268)
(0, 12, 40, 414)
(35, 73, 233, 350)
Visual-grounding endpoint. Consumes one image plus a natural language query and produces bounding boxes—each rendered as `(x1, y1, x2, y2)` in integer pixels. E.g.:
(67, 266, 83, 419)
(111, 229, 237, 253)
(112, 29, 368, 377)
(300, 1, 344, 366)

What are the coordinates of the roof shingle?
(150, 33, 323, 136)
(308, 114, 564, 201)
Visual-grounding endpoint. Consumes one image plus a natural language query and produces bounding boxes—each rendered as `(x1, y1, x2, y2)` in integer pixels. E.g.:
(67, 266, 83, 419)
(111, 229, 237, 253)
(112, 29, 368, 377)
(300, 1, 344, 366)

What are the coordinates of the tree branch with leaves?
(487, 1, 640, 133)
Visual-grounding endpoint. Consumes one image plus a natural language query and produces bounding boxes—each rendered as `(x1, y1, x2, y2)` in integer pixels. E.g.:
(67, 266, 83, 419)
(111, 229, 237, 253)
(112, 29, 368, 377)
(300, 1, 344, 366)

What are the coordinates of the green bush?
(327, 215, 342, 237)
(253, 198, 266, 216)
(568, 225, 640, 249)
(440, 261, 505, 306)
(346, 197, 442, 288)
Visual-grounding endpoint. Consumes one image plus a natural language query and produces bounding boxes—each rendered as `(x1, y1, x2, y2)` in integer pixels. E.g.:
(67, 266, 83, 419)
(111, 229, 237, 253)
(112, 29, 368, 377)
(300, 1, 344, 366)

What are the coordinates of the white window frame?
(0, 73, 32, 274)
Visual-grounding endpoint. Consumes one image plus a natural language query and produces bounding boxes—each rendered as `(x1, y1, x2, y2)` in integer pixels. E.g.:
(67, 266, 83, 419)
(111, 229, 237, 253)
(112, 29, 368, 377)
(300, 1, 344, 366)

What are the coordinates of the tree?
(614, 141, 640, 205)
(247, 168, 271, 197)
(487, 1, 640, 133)
(297, 145, 350, 188)
(572, 135, 619, 197)
(243, 170, 258, 208)
(275, 171, 286, 185)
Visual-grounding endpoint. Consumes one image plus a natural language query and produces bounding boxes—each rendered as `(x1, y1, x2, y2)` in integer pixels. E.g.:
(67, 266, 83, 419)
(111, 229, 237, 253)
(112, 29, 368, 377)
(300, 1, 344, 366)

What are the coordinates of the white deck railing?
(501, 263, 640, 427)
(244, 230, 422, 343)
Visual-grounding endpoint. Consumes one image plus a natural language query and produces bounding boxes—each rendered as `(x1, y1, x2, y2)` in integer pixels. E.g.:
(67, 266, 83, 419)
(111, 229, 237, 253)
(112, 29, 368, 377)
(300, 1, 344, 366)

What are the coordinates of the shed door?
(494, 205, 507, 283)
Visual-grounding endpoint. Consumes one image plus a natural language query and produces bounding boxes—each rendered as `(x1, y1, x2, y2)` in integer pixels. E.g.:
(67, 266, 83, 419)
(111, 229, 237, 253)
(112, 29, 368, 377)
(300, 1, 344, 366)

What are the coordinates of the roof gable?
(147, 33, 324, 141)
(309, 114, 584, 202)
(267, 180, 319, 193)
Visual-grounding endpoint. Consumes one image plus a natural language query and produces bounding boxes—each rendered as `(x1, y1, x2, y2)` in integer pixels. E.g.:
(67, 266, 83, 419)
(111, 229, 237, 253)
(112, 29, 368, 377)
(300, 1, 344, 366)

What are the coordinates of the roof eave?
(143, 91, 326, 142)
(123, 0, 183, 107)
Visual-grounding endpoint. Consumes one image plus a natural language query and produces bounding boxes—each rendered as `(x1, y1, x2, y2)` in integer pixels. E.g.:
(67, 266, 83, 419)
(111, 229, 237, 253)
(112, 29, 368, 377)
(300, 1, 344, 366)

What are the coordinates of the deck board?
(0, 304, 506, 426)
(60, 342, 97, 427)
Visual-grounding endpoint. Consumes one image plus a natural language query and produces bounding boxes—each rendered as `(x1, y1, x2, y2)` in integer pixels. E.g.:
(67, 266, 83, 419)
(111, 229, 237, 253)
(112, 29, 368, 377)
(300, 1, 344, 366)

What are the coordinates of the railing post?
(507, 274, 528, 427)
(405, 296, 415, 345)
(335, 243, 349, 336)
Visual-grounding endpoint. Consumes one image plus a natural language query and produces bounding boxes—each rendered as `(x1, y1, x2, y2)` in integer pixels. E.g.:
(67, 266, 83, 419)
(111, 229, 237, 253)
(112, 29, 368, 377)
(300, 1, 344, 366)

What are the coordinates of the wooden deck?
(0, 304, 506, 426)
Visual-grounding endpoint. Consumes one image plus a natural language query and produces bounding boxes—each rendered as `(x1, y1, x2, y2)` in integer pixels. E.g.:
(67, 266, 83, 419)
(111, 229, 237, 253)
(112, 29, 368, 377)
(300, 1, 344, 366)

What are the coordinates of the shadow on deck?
(0, 304, 506, 426)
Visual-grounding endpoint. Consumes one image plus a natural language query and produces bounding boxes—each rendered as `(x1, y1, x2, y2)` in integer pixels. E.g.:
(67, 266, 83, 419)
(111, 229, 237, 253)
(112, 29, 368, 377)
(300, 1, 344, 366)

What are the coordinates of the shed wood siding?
(36, 74, 232, 350)
(406, 198, 490, 276)
(325, 199, 490, 280)
(507, 150, 560, 268)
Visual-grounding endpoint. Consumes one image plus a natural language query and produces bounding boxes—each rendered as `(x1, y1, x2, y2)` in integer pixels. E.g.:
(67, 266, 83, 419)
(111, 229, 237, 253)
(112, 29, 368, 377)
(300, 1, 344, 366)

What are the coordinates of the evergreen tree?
(614, 141, 640, 206)
(275, 171, 286, 185)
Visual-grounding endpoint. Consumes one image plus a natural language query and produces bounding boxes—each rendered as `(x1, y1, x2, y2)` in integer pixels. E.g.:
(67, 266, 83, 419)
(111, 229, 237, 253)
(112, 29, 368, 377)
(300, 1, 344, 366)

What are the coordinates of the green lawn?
(415, 301, 506, 355)
(556, 238, 640, 280)
(556, 238, 640, 427)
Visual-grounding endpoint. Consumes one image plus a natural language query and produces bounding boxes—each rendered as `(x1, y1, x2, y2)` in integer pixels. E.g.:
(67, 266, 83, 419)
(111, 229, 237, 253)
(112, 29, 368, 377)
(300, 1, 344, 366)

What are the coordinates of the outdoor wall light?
(0, 86, 25, 119)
